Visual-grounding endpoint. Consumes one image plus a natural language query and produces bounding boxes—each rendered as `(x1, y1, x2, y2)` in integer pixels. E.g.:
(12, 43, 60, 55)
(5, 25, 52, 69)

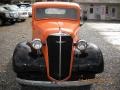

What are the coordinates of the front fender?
(12, 41, 46, 73)
(74, 43, 104, 74)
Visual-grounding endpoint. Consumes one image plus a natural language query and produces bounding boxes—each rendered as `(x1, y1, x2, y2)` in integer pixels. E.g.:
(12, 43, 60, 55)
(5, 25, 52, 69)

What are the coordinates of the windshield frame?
(34, 7, 79, 21)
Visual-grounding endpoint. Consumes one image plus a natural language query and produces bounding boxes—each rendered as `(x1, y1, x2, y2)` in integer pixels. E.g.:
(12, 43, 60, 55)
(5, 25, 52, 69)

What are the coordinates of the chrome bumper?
(16, 78, 92, 87)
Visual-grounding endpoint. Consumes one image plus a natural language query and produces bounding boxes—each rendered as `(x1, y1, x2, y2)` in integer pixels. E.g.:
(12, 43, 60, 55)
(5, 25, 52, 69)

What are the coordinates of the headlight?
(31, 39, 42, 50)
(77, 40, 88, 51)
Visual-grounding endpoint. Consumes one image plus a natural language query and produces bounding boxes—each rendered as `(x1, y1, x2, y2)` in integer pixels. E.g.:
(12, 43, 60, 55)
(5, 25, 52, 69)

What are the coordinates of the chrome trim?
(77, 40, 88, 51)
(59, 30, 62, 79)
(16, 78, 92, 87)
(50, 33, 70, 36)
(58, 22, 62, 79)
(56, 41, 66, 44)
(48, 22, 71, 79)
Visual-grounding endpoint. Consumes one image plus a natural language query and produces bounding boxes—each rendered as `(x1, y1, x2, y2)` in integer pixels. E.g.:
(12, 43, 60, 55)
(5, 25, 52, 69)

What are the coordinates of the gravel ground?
(80, 23, 120, 90)
(0, 19, 32, 90)
(0, 19, 120, 90)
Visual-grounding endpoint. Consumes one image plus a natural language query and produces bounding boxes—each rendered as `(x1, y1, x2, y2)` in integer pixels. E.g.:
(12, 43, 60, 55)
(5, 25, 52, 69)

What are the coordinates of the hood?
(33, 19, 80, 41)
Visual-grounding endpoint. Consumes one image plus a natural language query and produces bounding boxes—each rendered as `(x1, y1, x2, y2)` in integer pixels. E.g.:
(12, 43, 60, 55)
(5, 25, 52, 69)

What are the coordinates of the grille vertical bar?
(59, 32, 62, 79)
(47, 35, 73, 80)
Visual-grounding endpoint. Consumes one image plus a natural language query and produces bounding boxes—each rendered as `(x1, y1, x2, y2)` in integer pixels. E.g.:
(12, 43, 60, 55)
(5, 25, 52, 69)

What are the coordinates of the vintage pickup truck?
(12, 2, 104, 88)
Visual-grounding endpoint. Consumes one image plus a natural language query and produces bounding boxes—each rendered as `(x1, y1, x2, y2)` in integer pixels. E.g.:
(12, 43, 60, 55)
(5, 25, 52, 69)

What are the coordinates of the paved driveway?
(87, 22, 120, 50)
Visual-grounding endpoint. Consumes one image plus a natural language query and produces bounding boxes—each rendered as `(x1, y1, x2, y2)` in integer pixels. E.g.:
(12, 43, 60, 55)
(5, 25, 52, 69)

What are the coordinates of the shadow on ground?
(21, 85, 92, 90)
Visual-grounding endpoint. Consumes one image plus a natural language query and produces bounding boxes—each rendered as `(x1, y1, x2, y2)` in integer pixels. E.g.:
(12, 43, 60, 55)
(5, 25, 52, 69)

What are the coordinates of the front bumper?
(16, 78, 91, 87)
(18, 15, 28, 19)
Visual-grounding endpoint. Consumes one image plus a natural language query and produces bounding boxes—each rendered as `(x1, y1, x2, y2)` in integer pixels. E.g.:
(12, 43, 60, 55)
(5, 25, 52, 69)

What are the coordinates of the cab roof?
(32, 2, 80, 9)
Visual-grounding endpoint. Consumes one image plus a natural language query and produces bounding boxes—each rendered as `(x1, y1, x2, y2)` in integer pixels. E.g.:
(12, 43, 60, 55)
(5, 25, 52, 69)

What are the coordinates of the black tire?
(21, 85, 91, 90)
(0, 18, 4, 26)
(10, 21, 16, 25)
(21, 19, 26, 22)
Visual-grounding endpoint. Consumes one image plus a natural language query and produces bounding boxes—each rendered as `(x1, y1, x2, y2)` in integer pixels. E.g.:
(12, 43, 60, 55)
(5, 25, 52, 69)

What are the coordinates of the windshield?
(36, 8, 78, 20)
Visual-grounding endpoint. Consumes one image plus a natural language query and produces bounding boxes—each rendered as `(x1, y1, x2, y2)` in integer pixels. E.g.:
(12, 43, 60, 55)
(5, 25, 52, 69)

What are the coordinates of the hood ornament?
(57, 22, 62, 34)
(50, 22, 69, 36)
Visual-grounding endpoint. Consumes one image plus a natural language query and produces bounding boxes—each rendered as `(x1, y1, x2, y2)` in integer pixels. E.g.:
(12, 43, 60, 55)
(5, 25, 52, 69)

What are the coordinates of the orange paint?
(32, 2, 81, 81)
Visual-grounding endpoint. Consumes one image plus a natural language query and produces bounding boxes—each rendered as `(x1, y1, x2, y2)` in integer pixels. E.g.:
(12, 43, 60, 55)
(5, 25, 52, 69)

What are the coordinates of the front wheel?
(21, 19, 26, 22)
(21, 83, 91, 90)
(9, 20, 16, 25)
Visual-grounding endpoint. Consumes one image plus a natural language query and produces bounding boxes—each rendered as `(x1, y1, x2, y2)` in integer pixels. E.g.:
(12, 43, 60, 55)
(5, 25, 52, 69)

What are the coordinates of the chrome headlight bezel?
(31, 39, 42, 50)
(77, 40, 88, 51)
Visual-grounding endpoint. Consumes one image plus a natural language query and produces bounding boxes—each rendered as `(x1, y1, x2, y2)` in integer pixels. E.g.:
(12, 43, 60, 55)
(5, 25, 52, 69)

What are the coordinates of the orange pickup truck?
(12, 2, 104, 88)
